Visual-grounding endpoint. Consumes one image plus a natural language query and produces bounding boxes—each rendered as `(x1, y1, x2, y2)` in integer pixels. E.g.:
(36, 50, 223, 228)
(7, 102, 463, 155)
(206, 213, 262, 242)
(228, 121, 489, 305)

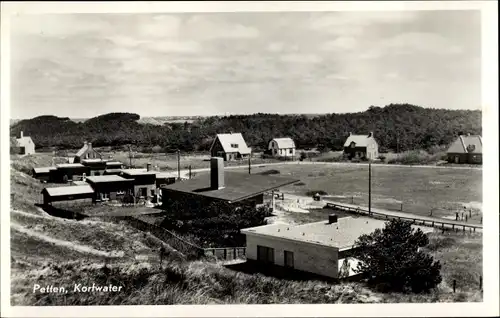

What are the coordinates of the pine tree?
(354, 219, 442, 293)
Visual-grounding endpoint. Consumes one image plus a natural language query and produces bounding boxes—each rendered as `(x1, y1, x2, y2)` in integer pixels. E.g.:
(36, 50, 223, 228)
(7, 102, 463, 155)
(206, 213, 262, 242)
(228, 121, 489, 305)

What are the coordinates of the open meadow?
(245, 163, 482, 221)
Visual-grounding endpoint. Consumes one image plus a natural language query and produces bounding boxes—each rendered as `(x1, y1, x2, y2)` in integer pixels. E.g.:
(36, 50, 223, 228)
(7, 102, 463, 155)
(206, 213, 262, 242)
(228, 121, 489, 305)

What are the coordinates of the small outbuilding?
(120, 164, 157, 200)
(268, 137, 296, 158)
(50, 163, 90, 183)
(32, 167, 57, 182)
(446, 134, 482, 164)
(343, 132, 379, 160)
(85, 175, 134, 202)
(41, 185, 95, 206)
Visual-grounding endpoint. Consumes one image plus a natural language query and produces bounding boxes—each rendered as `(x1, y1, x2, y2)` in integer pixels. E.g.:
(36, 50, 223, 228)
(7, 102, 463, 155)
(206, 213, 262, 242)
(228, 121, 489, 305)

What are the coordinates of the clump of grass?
(259, 169, 280, 175)
(387, 150, 444, 165)
(293, 182, 306, 186)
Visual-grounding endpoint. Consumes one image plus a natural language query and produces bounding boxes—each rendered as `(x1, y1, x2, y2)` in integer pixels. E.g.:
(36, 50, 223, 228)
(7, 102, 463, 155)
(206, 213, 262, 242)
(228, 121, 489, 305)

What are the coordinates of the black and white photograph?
(1, 1, 498, 317)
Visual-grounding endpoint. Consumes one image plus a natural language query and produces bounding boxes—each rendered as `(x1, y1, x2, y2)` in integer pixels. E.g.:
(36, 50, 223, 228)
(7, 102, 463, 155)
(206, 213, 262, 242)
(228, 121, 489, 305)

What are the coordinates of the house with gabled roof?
(446, 134, 482, 164)
(343, 132, 379, 160)
(12, 131, 35, 155)
(74, 141, 101, 163)
(268, 137, 296, 158)
(209, 132, 251, 161)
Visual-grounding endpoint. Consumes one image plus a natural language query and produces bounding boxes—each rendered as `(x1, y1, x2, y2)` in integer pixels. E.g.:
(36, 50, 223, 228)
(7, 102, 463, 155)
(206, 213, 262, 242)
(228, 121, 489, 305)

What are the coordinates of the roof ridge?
(458, 135, 467, 152)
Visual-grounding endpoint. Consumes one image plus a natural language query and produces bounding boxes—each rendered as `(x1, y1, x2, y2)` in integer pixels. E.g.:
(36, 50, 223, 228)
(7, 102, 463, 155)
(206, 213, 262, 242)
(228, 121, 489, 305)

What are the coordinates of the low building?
(50, 163, 90, 183)
(74, 141, 101, 163)
(120, 164, 157, 200)
(161, 157, 300, 211)
(268, 137, 296, 158)
(343, 132, 379, 160)
(14, 131, 35, 155)
(446, 134, 482, 164)
(241, 215, 433, 280)
(41, 185, 95, 206)
(210, 133, 251, 161)
(155, 172, 179, 188)
(85, 175, 134, 202)
(32, 167, 57, 182)
(81, 159, 124, 176)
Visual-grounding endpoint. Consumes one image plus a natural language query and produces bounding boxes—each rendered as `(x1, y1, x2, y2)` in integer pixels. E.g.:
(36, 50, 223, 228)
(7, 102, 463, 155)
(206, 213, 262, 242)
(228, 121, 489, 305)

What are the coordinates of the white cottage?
(15, 131, 35, 155)
(268, 137, 296, 158)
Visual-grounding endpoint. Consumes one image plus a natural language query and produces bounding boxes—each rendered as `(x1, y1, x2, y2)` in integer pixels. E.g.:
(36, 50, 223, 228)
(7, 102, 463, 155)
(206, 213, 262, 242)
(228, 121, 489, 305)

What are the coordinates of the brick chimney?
(20, 131, 24, 138)
(88, 142, 92, 150)
(210, 157, 225, 190)
(368, 132, 373, 138)
(328, 214, 338, 224)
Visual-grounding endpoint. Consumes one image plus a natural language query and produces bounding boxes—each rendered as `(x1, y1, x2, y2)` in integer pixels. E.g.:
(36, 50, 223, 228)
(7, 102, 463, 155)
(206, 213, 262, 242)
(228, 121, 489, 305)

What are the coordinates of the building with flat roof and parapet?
(241, 215, 433, 280)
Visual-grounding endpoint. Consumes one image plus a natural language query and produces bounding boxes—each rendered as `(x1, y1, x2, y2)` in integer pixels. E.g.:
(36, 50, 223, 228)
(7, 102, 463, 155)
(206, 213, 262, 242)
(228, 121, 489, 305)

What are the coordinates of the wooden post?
(189, 165, 192, 179)
(248, 153, 251, 174)
(400, 203, 403, 211)
(463, 225, 465, 231)
(479, 276, 482, 290)
(177, 150, 180, 180)
(432, 221, 434, 227)
(452, 224, 455, 230)
(351, 196, 354, 204)
(453, 280, 456, 293)
(223, 249, 227, 260)
(368, 161, 372, 215)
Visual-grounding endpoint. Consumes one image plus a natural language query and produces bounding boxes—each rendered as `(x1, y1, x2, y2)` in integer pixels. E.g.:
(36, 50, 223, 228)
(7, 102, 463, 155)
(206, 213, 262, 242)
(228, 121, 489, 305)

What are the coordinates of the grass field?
(245, 163, 482, 220)
(9, 155, 483, 304)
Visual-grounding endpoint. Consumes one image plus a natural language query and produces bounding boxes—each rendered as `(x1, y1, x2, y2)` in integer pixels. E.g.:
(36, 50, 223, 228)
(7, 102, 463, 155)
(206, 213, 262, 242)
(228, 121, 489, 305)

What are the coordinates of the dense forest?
(10, 104, 481, 153)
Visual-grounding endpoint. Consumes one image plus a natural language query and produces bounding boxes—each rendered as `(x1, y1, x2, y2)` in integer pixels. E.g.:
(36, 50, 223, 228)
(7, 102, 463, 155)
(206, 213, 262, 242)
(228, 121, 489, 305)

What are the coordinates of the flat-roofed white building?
(241, 215, 433, 279)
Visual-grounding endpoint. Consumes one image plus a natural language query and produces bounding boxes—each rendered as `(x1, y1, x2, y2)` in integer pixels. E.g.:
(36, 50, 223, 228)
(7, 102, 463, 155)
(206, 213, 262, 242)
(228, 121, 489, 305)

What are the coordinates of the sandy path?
(11, 222, 125, 258)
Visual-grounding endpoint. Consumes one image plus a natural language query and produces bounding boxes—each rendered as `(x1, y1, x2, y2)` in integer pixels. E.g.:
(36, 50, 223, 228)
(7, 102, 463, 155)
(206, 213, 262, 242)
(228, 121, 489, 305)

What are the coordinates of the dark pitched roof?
(447, 135, 482, 154)
(161, 172, 300, 203)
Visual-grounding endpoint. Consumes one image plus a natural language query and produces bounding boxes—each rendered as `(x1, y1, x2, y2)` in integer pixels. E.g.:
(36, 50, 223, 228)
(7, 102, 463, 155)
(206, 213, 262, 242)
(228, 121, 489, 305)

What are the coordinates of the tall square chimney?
(210, 157, 225, 190)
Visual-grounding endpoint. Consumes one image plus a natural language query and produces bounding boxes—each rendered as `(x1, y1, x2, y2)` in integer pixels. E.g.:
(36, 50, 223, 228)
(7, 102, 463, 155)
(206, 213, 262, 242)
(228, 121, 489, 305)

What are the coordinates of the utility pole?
(177, 150, 181, 180)
(368, 160, 372, 215)
(248, 152, 251, 174)
(128, 144, 133, 168)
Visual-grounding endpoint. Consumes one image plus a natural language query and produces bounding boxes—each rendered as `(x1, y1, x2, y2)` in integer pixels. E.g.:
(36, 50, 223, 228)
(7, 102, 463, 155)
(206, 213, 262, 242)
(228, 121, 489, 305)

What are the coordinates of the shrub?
(387, 150, 441, 165)
(354, 219, 442, 293)
(305, 190, 328, 196)
(259, 169, 280, 175)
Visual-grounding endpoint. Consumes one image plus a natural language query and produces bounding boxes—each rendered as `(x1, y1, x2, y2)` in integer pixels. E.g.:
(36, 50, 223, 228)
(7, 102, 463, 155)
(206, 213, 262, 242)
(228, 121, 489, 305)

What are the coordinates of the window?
(284, 250, 294, 268)
(231, 143, 239, 148)
(257, 245, 275, 264)
(140, 187, 147, 197)
(289, 149, 293, 154)
(151, 189, 155, 196)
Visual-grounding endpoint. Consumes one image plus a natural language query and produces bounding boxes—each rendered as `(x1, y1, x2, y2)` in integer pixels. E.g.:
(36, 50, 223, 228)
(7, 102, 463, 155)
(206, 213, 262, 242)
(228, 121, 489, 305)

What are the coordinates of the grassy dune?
(9, 155, 483, 305)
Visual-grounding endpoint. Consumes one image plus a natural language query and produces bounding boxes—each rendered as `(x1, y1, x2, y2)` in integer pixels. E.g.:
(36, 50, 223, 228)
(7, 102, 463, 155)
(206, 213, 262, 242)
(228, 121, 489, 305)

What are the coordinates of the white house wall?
(245, 233, 339, 278)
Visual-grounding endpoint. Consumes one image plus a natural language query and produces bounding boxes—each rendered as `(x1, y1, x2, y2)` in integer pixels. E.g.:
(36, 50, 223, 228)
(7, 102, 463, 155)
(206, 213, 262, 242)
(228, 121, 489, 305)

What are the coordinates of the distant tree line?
(10, 104, 482, 153)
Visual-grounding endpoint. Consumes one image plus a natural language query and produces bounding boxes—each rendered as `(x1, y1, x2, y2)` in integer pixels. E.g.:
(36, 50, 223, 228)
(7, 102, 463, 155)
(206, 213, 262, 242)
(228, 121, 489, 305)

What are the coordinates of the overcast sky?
(10, 10, 481, 119)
